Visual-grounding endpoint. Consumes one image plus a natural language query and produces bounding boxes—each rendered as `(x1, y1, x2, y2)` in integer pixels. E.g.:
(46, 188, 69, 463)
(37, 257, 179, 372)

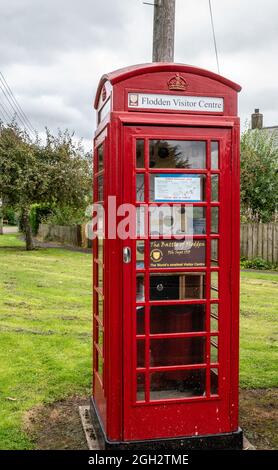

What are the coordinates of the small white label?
(128, 93, 223, 112)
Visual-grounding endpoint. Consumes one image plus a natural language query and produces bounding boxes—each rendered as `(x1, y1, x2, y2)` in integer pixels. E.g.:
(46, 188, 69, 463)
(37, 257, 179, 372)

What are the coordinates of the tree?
(0, 123, 91, 250)
(240, 128, 278, 223)
(0, 201, 3, 235)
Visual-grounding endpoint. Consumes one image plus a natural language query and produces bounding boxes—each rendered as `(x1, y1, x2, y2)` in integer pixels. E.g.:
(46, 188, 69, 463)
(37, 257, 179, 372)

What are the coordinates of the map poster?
(154, 174, 201, 202)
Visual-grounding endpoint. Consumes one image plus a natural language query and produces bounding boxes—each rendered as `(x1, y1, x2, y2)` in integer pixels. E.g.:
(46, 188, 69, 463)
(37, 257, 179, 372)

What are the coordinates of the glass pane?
(210, 336, 218, 362)
(94, 204, 104, 236)
(150, 174, 206, 202)
(149, 206, 206, 236)
(210, 303, 218, 331)
(98, 295, 103, 322)
(211, 272, 218, 299)
(97, 175, 104, 201)
(150, 304, 206, 334)
(211, 175, 219, 201)
(97, 351, 103, 378)
(98, 144, 104, 172)
(211, 141, 219, 169)
(150, 239, 206, 269)
(136, 274, 145, 302)
(150, 337, 206, 366)
(136, 206, 146, 237)
(137, 373, 145, 401)
(136, 306, 145, 335)
(211, 239, 218, 266)
(136, 240, 145, 268)
(150, 205, 187, 236)
(211, 207, 219, 233)
(137, 340, 145, 368)
(211, 368, 219, 394)
(149, 140, 206, 169)
(150, 369, 206, 400)
(150, 273, 206, 300)
(136, 140, 144, 168)
(193, 207, 206, 234)
(98, 98, 110, 123)
(98, 326, 103, 350)
(98, 237, 103, 264)
(136, 174, 145, 201)
(98, 262, 103, 290)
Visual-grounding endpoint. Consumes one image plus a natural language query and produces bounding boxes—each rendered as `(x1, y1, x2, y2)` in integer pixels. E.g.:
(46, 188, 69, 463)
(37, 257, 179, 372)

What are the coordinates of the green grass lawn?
(240, 270, 278, 388)
(0, 234, 277, 449)
(0, 234, 91, 449)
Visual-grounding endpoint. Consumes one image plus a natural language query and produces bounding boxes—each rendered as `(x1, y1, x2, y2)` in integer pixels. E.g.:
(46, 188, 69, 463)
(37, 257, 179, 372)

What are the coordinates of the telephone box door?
(122, 125, 234, 441)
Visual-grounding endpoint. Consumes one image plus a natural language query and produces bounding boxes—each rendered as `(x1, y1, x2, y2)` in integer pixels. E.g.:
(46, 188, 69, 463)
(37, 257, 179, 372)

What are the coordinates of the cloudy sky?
(1, 0, 277, 149)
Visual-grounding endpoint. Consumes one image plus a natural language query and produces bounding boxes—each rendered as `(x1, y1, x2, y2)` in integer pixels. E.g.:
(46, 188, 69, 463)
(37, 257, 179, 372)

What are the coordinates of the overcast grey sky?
(1, 0, 277, 149)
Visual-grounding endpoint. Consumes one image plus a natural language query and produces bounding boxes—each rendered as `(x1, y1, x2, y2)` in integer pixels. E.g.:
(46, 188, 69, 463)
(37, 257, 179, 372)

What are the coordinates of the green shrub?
(2, 207, 17, 226)
(29, 204, 52, 234)
(42, 205, 87, 226)
(240, 257, 278, 270)
(241, 128, 278, 222)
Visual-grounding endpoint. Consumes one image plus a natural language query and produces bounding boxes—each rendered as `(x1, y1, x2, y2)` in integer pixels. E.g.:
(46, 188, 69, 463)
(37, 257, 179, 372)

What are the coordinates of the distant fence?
(38, 223, 277, 262)
(240, 223, 278, 263)
(37, 223, 92, 249)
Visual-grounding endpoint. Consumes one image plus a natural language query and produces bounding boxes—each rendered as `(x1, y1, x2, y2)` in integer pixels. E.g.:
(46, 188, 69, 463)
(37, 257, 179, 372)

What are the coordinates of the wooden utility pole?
(152, 0, 176, 62)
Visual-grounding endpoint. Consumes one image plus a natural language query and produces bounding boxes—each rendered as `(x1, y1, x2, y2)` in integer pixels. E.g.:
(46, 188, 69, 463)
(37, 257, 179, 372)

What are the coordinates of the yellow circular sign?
(150, 249, 163, 262)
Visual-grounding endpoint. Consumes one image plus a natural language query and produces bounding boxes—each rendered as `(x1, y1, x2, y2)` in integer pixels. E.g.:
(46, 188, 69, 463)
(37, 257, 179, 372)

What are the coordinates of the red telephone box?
(91, 63, 243, 450)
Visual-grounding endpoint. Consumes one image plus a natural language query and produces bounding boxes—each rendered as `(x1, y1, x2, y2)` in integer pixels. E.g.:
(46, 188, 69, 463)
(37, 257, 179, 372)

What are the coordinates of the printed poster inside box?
(154, 174, 201, 202)
(150, 239, 206, 268)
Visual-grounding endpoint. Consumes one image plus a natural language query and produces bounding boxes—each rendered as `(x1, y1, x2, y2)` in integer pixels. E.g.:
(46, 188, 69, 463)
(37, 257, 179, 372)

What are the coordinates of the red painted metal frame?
(121, 125, 234, 440)
(92, 63, 241, 443)
(92, 129, 107, 429)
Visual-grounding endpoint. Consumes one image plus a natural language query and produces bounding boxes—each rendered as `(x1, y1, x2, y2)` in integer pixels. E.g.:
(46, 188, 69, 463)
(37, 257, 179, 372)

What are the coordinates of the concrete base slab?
(79, 406, 100, 450)
(79, 405, 255, 451)
(243, 436, 256, 450)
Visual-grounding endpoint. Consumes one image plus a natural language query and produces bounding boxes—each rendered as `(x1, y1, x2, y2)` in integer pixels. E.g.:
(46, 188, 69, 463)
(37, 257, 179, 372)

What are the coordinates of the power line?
(0, 72, 35, 133)
(0, 74, 36, 138)
(0, 106, 7, 124)
(0, 79, 35, 137)
(0, 72, 36, 134)
(0, 83, 18, 121)
(0, 99, 14, 122)
(0, 81, 34, 136)
(208, 0, 220, 74)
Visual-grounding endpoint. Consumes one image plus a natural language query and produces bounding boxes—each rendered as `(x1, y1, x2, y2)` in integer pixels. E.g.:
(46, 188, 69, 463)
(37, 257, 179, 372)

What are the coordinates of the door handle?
(123, 247, 131, 264)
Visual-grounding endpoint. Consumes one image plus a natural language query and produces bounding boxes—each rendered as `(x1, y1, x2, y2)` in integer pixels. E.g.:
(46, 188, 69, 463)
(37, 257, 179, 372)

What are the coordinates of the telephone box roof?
(94, 62, 241, 109)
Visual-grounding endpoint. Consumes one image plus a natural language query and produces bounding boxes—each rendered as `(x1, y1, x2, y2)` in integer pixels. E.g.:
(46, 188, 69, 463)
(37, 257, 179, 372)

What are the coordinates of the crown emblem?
(168, 73, 188, 91)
